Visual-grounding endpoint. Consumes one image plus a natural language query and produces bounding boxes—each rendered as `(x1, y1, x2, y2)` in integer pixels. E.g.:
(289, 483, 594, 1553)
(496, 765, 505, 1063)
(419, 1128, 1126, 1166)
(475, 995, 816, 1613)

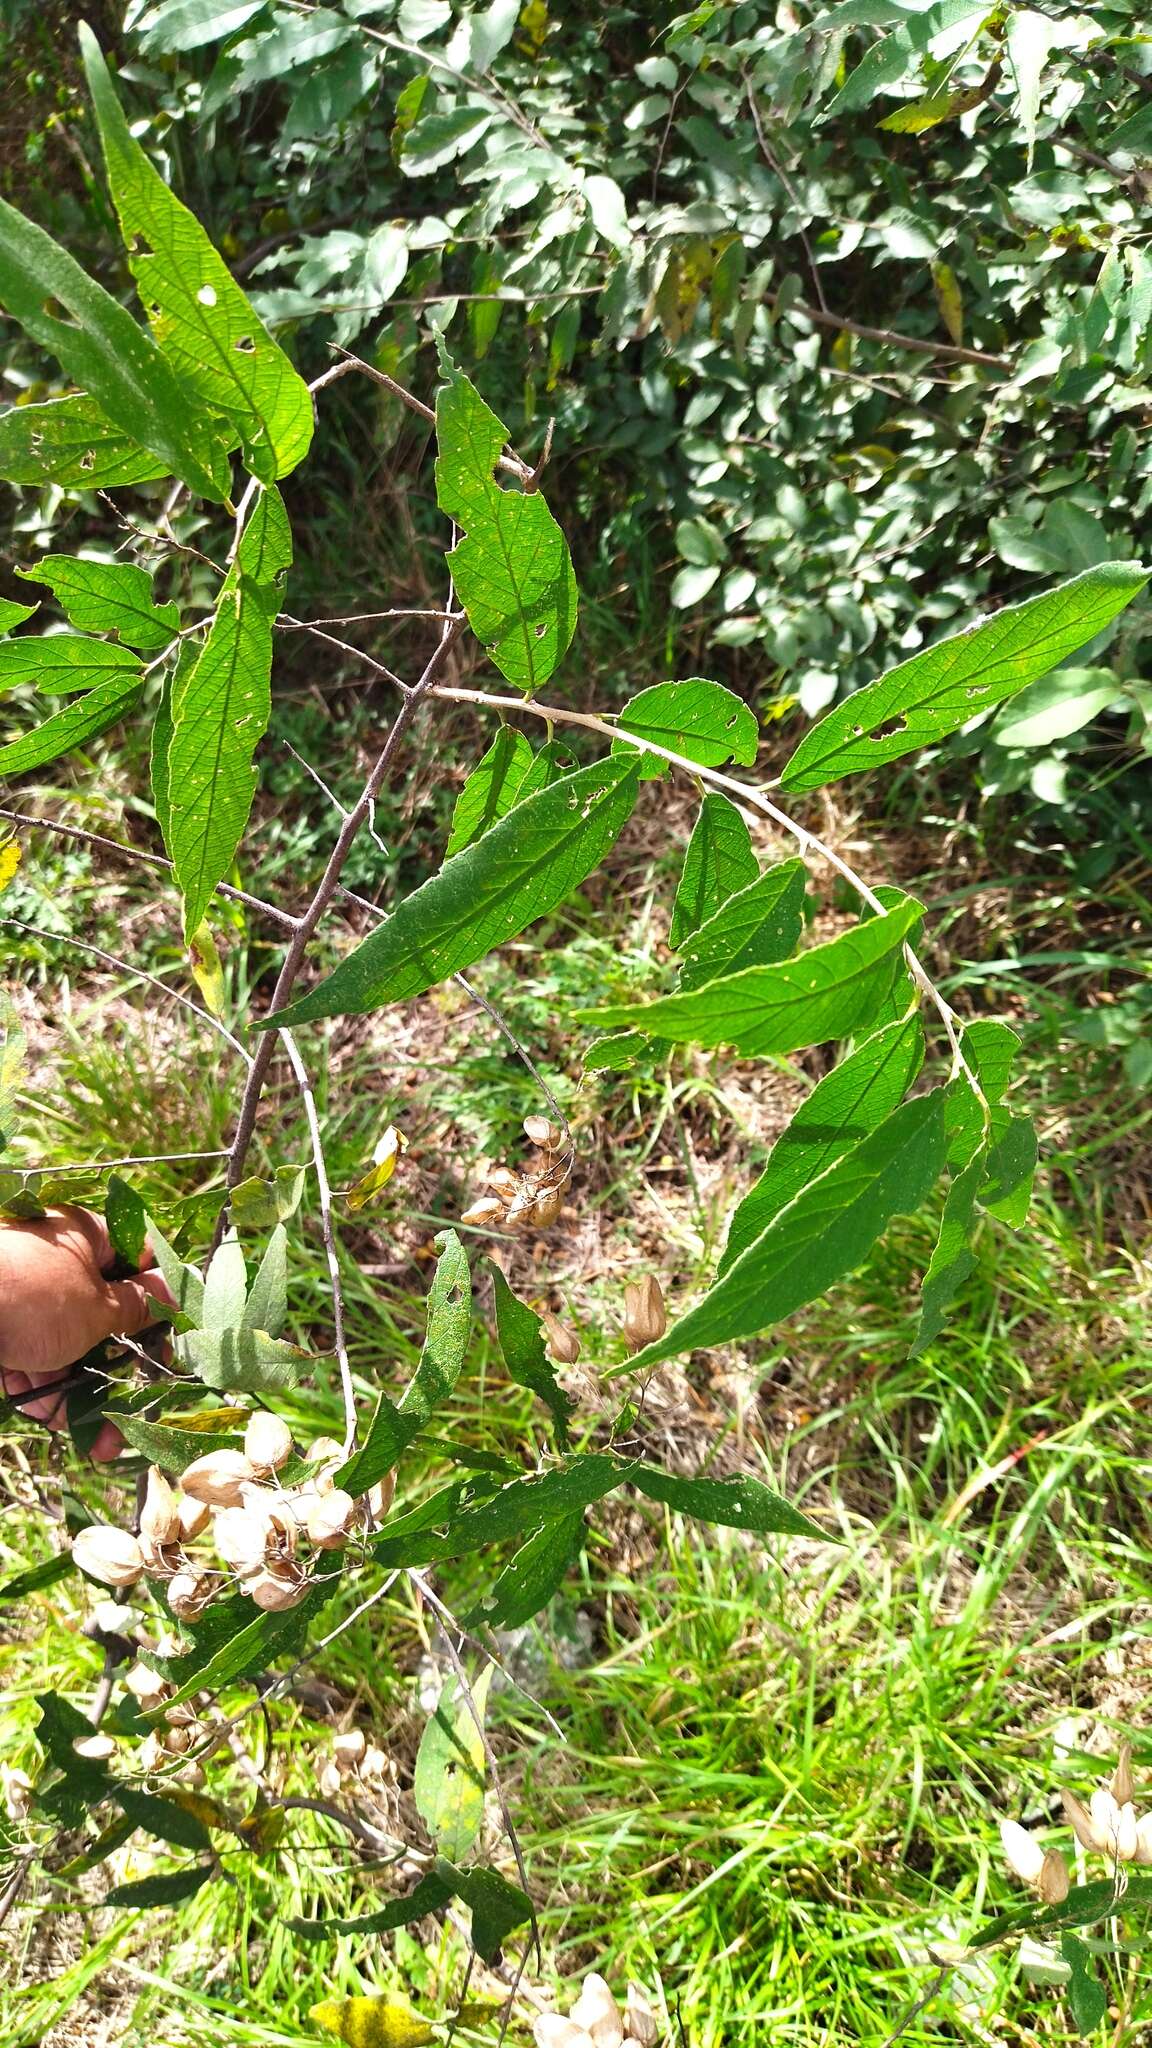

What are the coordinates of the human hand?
(0, 1207, 175, 1461)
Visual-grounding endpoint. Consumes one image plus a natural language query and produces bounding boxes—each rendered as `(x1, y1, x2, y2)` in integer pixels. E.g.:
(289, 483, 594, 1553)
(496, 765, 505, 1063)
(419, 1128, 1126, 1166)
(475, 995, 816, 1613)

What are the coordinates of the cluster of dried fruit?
(533, 1974, 659, 2048)
(538, 1274, 668, 1378)
(1001, 1741, 1152, 1906)
(70, 1412, 391, 1620)
(316, 1725, 397, 1802)
(461, 1117, 572, 1232)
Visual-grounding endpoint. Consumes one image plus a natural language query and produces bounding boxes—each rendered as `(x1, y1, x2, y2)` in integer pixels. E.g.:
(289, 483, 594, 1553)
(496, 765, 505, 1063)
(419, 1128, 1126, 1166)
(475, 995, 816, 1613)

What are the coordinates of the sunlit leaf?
(414, 1666, 491, 1862)
(345, 1125, 408, 1211)
(464, 1513, 586, 1630)
(677, 859, 806, 990)
(617, 678, 758, 773)
(490, 1265, 574, 1447)
(447, 727, 533, 854)
(0, 667, 142, 775)
(188, 922, 226, 1017)
(0, 394, 170, 490)
(16, 555, 179, 652)
(434, 1857, 532, 1963)
(0, 635, 142, 698)
(911, 1145, 985, 1356)
(309, 1997, 435, 2047)
(669, 793, 758, 948)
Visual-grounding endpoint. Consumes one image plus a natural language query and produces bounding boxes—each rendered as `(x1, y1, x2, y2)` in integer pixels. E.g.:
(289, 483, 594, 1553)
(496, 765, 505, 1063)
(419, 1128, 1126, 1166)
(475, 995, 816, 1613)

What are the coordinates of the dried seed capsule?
(460, 1197, 506, 1228)
(360, 1742, 392, 1786)
(181, 1450, 255, 1508)
(306, 1489, 356, 1551)
(527, 1185, 564, 1228)
(622, 1274, 667, 1355)
(624, 1985, 659, 2048)
(140, 1465, 182, 1548)
(571, 1974, 624, 2048)
(214, 1504, 274, 1576)
(1, 1766, 33, 1822)
(248, 1564, 308, 1611)
(72, 1525, 144, 1590)
(333, 1729, 367, 1773)
(139, 1535, 182, 1578)
(1112, 1741, 1135, 1808)
(125, 1661, 170, 1711)
(541, 1310, 581, 1365)
(533, 2020, 591, 2048)
(167, 1570, 216, 1621)
(89, 1599, 137, 1638)
(163, 1724, 192, 1756)
(138, 1732, 166, 1773)
(179, 1761, 206, 1789)
(177, 1493, 212, 1542)
(1039, 1848, 1070, 1903)
(524, 1115, 565, 1152)
(73, 1732, 117, 1763)
(319, 1760, 344, 1799)
(485, 1167, 521, 1201)
(245, 1410, 294, 1477)
(367, 1471, 396, 1526)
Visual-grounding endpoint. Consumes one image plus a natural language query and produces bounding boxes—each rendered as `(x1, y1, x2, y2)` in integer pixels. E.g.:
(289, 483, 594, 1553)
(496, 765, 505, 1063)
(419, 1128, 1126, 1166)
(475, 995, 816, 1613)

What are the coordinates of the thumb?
(102, 1269, 175, 1340)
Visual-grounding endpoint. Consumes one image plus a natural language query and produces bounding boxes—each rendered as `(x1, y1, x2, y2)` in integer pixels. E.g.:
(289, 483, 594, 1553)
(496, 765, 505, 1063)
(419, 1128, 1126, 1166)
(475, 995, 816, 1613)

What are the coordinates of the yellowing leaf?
(346, 1125, 408, 1212)
(0, 839, 20, 893)
(309, 1997, 435, 2048)
(932, 261, 964, 345)
(189, 922, 225, 1017)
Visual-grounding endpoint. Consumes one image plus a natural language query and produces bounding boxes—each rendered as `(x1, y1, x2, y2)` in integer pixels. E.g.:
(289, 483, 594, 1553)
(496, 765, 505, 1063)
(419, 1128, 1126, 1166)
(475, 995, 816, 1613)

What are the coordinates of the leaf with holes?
(720, 1014, 925, 1275)
(414, 1666, 491, 1862)
(464, 1513, 586, 1631)
(677, 859, 806, 991)
(336, 1231, 470, 1497)
(490, 1265, 573, 1448)
(166, 484, 291, 938)
(779, 563, 1149, 793)
(0, 668, 142, 775)
(911, 1146, 985, 1356)
(81, 29, 313, 481)
(435, 1858, 532, 1963)
(435, 347, 577, 688)
(0, 200, 230, 502)
(0, 636, 142, 698)
(17, 556, 179, 653)
(669, 793, 759, 948)
(617, 678, 758, 780)
(0, 394, 170, 490)
(447, 727, 533, 854)
(288, 1872, 455, 1940)
(586, 898, 922, 1058)
(266, 756, 641, 1026)
(632, 1467, 824, 1539)
(628, 1092, 949, 1368)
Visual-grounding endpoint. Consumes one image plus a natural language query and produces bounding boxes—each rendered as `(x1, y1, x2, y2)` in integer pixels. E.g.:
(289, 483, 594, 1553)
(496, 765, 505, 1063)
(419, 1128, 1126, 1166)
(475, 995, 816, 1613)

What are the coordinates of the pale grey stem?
(1, 919, 254, 1069)
(10, 1149, 231, 1174)
(279, 1028, 356, 1456)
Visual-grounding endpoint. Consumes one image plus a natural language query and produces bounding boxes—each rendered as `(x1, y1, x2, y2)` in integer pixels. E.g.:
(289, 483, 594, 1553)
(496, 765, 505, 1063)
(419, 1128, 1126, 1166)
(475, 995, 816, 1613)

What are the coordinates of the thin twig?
(278, 614, 411, 694)
(1, 919, 255, 1068)
(319, 350, 533, 480)
(787, 296, 1010, 370)
(877, 1963, 952, 2048)
(0, 806, 299, 930)
(279, 1028, 356, 1456)
(8, 1149, 230, 1174)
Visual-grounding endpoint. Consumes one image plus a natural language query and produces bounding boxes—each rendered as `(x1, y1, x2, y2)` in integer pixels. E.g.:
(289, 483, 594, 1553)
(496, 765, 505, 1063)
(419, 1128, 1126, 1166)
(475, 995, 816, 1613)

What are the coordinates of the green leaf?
(242, 1223, 288, 1338)
(720, 1014, 925, 1275)
(106, 1864, 213, 1908)
(115, 1415, 241, 1471)
(174, 1325, 311, 1392)
(447, 728, 533, 854)
(947, 1019, 1021, 1166)
(167, 483, 291, 939)
(433, 1858, 532, 1963)
(336, 1394, 418, 1501)
(973, 1875, 1152, 1948)
(16, 556, 179, 653)
(910, 1147, 985, 1356)
(157, 1578, 331, 1706)
(1007, 10, 1059, 168)
(632, 1467, 825, 1539)
(669, 793, 758, 948)
(583, 1029, 652, 1072)
(980, 1113, 1038, 1227)
(434, 348, 578, 688)
(993, 667, 1120, 749)
(0, 668, 142, 775)
(373, 1454, 623, 1567)
(402, 107, 493, 175)
(202, 1234, 248, 1330)
(627, 1092, 949, 1368)
(778, 564, 1149, 793)
(1061, 1933, 1108, 2034)
(617, 679, 759, 772)
(288, 1872, 455, 1940)
(586, 899, 922, 1058)
(80, 29, 314, 482)
(0, 1551, 75, 1602)
(144, 1212, 205, 1322)
(267, 757, 641, 1027)
(113, 1785, 212, 1853)
(516, 738, 579, 799)
(677, 859, 806, 991)
(336, 1230, 471, 1495)
(0, 635, 142, 698)
(463, 1513, 586, 1630)
(490, 1266, 574, 1448)
(138, 0, 270, 52)
(0, 598, 37, 633)
(105, 1174, 148, 1269)
(0, 394, 170, 490)
(150, 666, 176, 855)
(0, 198, 230, 502)
(414, 1667, 491, 1862)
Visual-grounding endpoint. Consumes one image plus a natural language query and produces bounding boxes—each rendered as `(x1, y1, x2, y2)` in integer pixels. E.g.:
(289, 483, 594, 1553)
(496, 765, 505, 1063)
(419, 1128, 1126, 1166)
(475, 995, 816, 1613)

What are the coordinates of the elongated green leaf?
(115, 1414, 240, 1470)
(632, 1467, 824, 1539)
(980, 1113, 1038, 1226)
(334, 1231, 472, 1495)
(105, 1174, 148, 1269)
(628, 1092, 949, 1368)
(779, 563, 1149, 793)
(447, 728, 533, 854)
(677, 859, 806, 991)
(336, 1393, 417, 1501)
(972, 1876, 1152, 1950)
(288, 1873, 455, 1940)
(0, 668, 141, 774)
(17, 556, 179, 653)
(0, 198, 229, 502)
(0, 394, 169, 489)
(583, 1029, 652, 1072)
(587, 900, 921, 1058)
(242, 1224, 288, 1338)
(490, 1266, 573, 1448)
(167, 484, 291, 939)
(81, 30, 313, 481)
(617, 679, 759, 773)
(434, 1857, 532, 1963)
(516, 737, 578, 799)
(1061, 1933, 1108, 2034)
(414, 1667, 491, 1862)
(669, 793, 758, 948)
(435, 349, 577, 688)
(0, 636, 142, 697)
(268, 756, 641, 1027)
(947, 1019, 1021, 1165)
(144, 1212, 205, 1321)
(138, 0, 270, 53)
(720, 1014, 925, 1275)
(156, 1578, 331, 1706)
(106, 1864, 213, 1908)
(911, 1147, 985, 1356)
(0, 598, 36, 632)
(0, 1550, 75, 1602)
(373, 1454, 624, 1566)
(175, 1324, 311, 1392)
(202, 1234, 248, 1330)
(113, 1785, 212, 1853)
(464, 1513, 586, 1630)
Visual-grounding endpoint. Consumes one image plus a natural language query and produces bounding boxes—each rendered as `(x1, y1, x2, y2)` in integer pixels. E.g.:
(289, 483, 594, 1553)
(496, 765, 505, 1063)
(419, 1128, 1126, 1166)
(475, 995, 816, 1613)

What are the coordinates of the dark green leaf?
(105, 1174, 148, 1269)
(586, 899, 922, 1058)
(628, 1091, 949, 1367)
(464, 1513, 586, 1630)
(0, 669, 142, 775)
(267, 757, 641, 1027)
(910, 1146, 985, 1356)
(0, 394, 170, 490)
(167, 483, 291, 939)
(336, 1393, 418, 1501)
(981, 1113, 1038, 1227)
(373, 1455, 623, 1567)
(447, 728, 533, 854)
(973, 1876, 1147, 1948)
(677, 859, 806, 991)
(241, 1223, 288, 1338)
(632, 1467, 824, 1539)
(337, 1232, 470, 1496)
(0, 198, 229, 501)
(0, 1551, 75, 1602)
(115, 1414, 240, 1471)
(1062, 1933, 1109, 2033)
(779, 564, 1149, 793)
(16, 556, 179, 653)
(81, 30, 314, 482)
(617, 678, 759, 772)
(106, 1863, 213, 1908)
(435, 347, 577, 688)
(720, 1015, 925, 1274)
(113, 1785, 212, 1853)
(434, 1858, 532, 1963)
(157, 1578, 332, 1706)
(669, 794, 759, 948)
(287, 1872, 454, 1940)
(947, 1019, 1021, 1166)
(414, 1667, 490, 1862)
(490, 1266, 574, 1448)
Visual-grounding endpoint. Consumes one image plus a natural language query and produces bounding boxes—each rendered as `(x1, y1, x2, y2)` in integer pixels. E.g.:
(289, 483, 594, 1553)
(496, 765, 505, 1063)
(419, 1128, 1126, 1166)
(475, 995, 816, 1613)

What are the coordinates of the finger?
(103, 1271, 176, 1340)
(63, 1207, 117, 1272)
(16, 1381, 70, 1429)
